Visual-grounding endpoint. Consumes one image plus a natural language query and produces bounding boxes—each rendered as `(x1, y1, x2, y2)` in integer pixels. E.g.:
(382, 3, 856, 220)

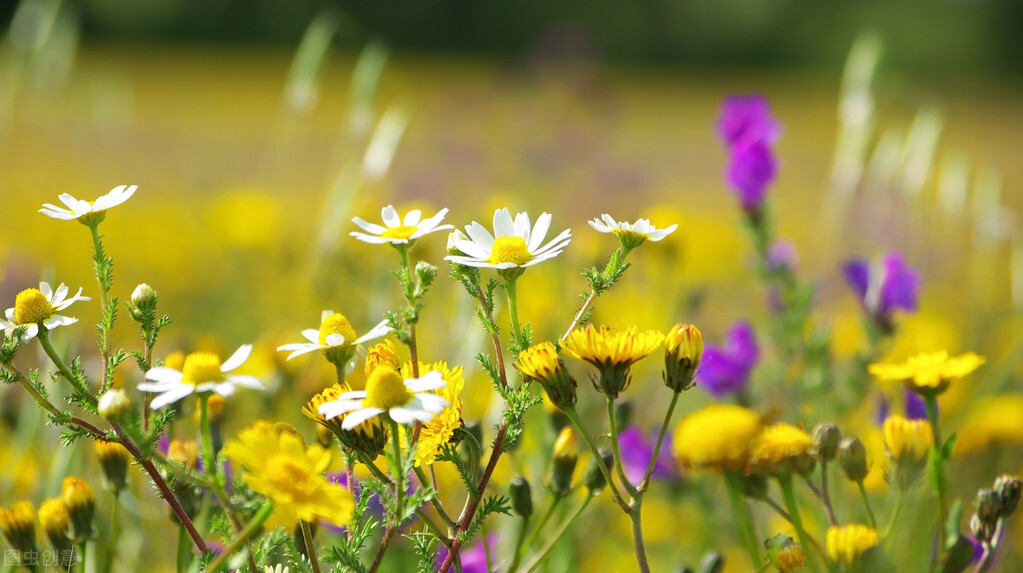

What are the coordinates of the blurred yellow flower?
(882, 416, 932, 462)
(0, 500, 38, 556)
(400, 361, 465, 466)
(223, 421, 354, 528)
(868, 351, 985, 395)
(749, 423, 815, 476)
(956, 395, 1023, 454)
(825, 524, 879, 564)
(673, 404, 762, 472)
(562, 325, 664, 397)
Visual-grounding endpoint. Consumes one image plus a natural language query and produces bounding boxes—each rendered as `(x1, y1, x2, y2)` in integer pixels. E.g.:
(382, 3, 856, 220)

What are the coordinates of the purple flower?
(725, 140, 778, 211)
(716, 95, 782, 148)
(618, 426, 678, 484)
(877, 390, 930, 424)
(696, 321, 759, 398)
(767, 239, 799, 272)
(435, 534, 497, 573)
(842, 252, 919, 328)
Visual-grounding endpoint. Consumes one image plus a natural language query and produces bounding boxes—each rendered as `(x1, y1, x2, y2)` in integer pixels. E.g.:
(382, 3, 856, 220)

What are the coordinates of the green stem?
(397, 246, 420, 377)
(881, 489, 903, 540)
(79, 541, 88, 573)
(606, 396, 638, 497)
(629, 498, 651, 573)
(562, 289, 596, 341)
(508, 514, 531, 571)
(639, 390, 681, 492)
(389, 420, 405, 522)
(103, 492, 120, 573)
(562, 406, 629, 511)
(520, 495, 591, 573)
(414, 465, 456, 528)
(504, 275, 523, 345)
(198, 394, 217, 485)
(819, 462, 838, 526)
(37, 328, 97, 406)
(300, 521, 322, 573)
(88, 223, 114, 390)
(924, 394, 948, 554)
(523, 495, 562, 550)
(724, 471, 761, 570)
(856, 481, 877, 529)
(206, 502, 274, 572)
(176, 526, 190, 573)
(779, 474, 822, 573)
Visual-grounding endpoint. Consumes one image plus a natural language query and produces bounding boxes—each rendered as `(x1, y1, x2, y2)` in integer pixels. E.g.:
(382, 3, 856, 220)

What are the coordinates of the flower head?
(93, 440, 131, 492)
(718, 95, 781, 213)
(673, 404, 763, 472)
(825, 524, 879, 564)
(664, 323, 703, 392)
(515, 341, 577, 409)
(444, 208, 571, 275)
(318, 366, 449, 430)
(223, 421, 354, 528)
(61, 477, 95, 540)
(303, 383, 386, 457)
(277, 311, 392, 372)
(138, 345, 265, 409)
(0, 500, 38, 558)
(350, 205, 454, 246)
(38, 498, 74, 568)
(561, 325, 663, 398)
(587, 214, 677, 250)
(726, 140, 778, 211)
(868, 350, 985, 396)
(749, 423, 816, 477)
(843, 252, 919, 330)
(1, 282, 90, 340)
(618, 426, 678, 484)
(400, 361, 464, 466)
(40, 185, 136, 225)
(696, 321, 759, 399)
(717, 95, 782, 148)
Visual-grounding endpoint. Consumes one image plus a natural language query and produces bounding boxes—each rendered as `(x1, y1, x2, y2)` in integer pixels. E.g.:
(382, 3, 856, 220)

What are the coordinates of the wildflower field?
(2, 12, 1023, 573)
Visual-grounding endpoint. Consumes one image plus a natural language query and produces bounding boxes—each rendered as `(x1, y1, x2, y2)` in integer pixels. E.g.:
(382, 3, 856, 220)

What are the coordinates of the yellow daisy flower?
(868, 351, 985, 395)
(223, 422, 354, 529)
(749, 423, 816, 476)
(825, 524, 879, 564)
(562, 325, 664, 398)
(673, 404, 763, 472)
(399, 361, 465, 466)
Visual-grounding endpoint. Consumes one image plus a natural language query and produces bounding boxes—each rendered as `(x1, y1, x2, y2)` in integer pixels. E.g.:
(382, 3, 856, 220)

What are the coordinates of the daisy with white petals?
(1, 282, 90, 340)
(139, 345, 264, 409)
(277, 311, 392, 372)
(588, 214, 677, 250)
(39, 185, 137, 222)
(445, 208, 572, 270)
(351, 205, 454, 245)
(319, 366, 450, 430)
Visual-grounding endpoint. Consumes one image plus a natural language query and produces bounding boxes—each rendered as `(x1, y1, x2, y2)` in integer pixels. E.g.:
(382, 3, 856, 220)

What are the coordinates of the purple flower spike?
(877, 390, 932, 424)
(618, 426, 678, 485)
(696, 321, 759, 398)
(435, 533, 497, 573)
(842, 252, 919, 329)
(767, 239, 799, 272)
(717, 95, 782, 148)
(725, 140, 778, 211)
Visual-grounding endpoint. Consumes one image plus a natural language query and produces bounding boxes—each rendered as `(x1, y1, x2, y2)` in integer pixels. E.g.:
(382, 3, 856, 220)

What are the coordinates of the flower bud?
(94, 440, 131, 492)
(0, 500, 38, 561)
(547, 427, 578, 496)
(741, 472, 769, 501)
(614, 401, 633, 433)
(811, 423, 841, 462)
(414, 261, 438, 291)
(61, 477, 95, 541)
(38, 498, 76, 568)
(583, 450, 614, 494)
(970, 513, 995, 544)
(130, 283, 157, 310)
(994, 474, 1022, 518)
(515, 342, 577, 410)
(766, 534, 806, 572)
(510, 475, 533, 518)
(664, 324, 703, 392)
(447, 229, 470, 256)
(838, 436, 869, 482)
(974, 488, 1001, 534)
(97, 388, 131, 419)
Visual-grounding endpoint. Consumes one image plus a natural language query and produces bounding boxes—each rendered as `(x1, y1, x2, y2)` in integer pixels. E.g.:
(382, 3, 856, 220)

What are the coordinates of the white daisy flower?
(588, 214, 678, 242)
(0, 282, 91, 340)
(277, 311, 392, 371)
(319, 367, 450, 430)
(444, 208, 572, 270)
(39, 185, 137, 221)
(351, 205, 454, 245)
(139, 345, 265, 409)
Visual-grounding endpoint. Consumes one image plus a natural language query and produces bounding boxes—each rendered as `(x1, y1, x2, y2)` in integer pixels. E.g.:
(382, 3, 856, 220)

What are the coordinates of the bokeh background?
(2, 0, 1023, 571)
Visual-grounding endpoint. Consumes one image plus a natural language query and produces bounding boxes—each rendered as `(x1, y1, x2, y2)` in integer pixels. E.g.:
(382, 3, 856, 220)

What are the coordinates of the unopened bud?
(128, 283, 158, 321)
(664, 324, 703, 392)
(548, 427, 579, 496)
(812, 423, 841, 462)
(766, 534, 806, 572)
(414, 261, 438, 291)
(93, 440, 131, 492)
(838, 436, 869, 482)
(0, 500, 38, 560)
(741, 472, 769, 501)
(61, 477, 95, 541)
(447, 229, 469, 256)
(970, 513, 995, 544)
(975, 488, 1001, 527)
(994, 474, 1022, 518)
(583, 450, 614, 494)
(97, 389, 131, 419)
(615, 401, 633, 433)
(510, 475, 533, 518)
(38, 499, 75, 568)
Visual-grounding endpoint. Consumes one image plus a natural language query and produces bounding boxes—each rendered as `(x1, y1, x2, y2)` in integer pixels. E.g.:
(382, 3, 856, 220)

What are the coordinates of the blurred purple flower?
(436, 533, 497, 573)
(768, 239, 799, 272)
(725, 140, 778, 211)
(842, 252, 919, 329)
(618, 426, 678, 484)
(716, 95, 782, 148)
(696, 321, 759, 398)
(877, 390, 930, 424)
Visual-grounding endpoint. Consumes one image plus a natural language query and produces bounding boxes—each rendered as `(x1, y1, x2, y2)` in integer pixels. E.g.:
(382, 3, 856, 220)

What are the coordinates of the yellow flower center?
(363, 367, 413, 410)
(264, 455, 318, 499)
(380, 225, 418, 240)
(319, 313, 357, 346)
(181, 352, 225, 386)
(488, 236, 533, 266)
(13, 288, 54, 324)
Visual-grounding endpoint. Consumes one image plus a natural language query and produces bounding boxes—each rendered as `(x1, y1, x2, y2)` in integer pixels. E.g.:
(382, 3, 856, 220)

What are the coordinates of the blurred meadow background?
(2, 0, 1023, 571)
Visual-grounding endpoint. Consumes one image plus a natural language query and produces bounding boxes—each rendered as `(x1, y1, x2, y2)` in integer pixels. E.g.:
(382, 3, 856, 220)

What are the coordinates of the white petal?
(351, 232, 403, 244)
(39, 282, 53, 299)
(319, 399, 363, 419)
(351, 217, 388, 234)
(528, 213, 552, 252)
(221, 344, 253, 372)
(227, 375, 265, 390)
(145, 367, 185, 384)
(136, 380, 180, 391)
(211, 383, 238, 397)
(341, 407, 385, 430)
(321, 310, 334, 322)
(149, 385, 195, 410)
(39, 207, 79, 219)
(413, 393, 451, 413)
(452, 238, 491, 260)
(405, 370, 446, 392)
(354, 319, 393, 344)
(588, 218, 610, 233)
(492, 208, 514, 238)
(324, 333, 345, 347)
(43, 316, 76, 330)
(403, 209, 422, 226)
(416, 208, 449, 232)
(58, 193, 89, 213)
(465, 221, 496, 250)
(513, 211, 532, 241)
(532, 229, 572, 256)
(444, 256, 495, 268)
(381, 205, 401, 228)
(50, 283, 69, 306)
(21, 324, 39, 340)
(336, 391, 368, 401)
(389, 406, 434, 424)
